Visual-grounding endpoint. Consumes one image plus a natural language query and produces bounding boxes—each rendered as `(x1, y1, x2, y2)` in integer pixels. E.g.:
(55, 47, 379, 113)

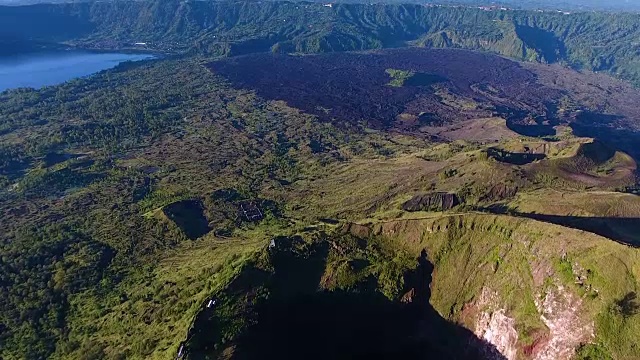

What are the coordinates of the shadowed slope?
(184, 237, 507, 360)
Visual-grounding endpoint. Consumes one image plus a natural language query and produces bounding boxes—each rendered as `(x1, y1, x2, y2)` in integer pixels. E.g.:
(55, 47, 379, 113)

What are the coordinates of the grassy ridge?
(135, 213, 640, 359)
(60, 238, 263, 359)
(364, 214, 640, 359)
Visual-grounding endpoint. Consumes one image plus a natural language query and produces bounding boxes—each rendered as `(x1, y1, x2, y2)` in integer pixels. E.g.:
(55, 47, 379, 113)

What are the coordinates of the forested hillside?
(2, 2, 640, 360)
(2, 45, 640, 360)
(3, 0, 640, 84)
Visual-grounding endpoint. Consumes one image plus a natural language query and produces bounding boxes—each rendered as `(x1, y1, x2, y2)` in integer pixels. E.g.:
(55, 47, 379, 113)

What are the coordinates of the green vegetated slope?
(367, 215, 640, 360)
(3, 0, 640, 83)
(415, 20, 544, 63)
(142, 213, 640, 360)
(62, 238, 263, 360)
(171, 119, 640, 358)
(0, 52, 638, 359)
(2, 8, 640, 359)
(0, 58, 354, 359)
(1, 53, 639, 359)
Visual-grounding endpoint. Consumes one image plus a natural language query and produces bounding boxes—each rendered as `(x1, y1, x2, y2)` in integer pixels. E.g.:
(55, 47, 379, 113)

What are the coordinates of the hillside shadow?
(184, 239, 507, 359)
(183, 265, 273, 356)
(231, 249, 506, 360)
(184, 236, 330, 359)
(485, 206, 640, 247)
(515, 25, 566, 63)
(162, 199, 210, 239)
(519, 213, 640, 247)
(495, 106, 556, 137)
(268, 236, 331, 296)
(570, 118, 640, 161)
(487, 147, 546, 165)
(616, 292, 640, 318)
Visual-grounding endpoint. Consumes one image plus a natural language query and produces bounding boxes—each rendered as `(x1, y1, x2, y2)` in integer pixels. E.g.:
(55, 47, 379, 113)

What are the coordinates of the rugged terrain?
(1, 2, 640, 360)
(4, 0, 640, 84)
(210, 48, 640, 158)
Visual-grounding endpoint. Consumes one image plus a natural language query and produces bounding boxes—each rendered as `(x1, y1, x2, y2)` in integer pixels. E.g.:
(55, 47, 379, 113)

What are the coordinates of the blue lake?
(0, 51, 154, 92)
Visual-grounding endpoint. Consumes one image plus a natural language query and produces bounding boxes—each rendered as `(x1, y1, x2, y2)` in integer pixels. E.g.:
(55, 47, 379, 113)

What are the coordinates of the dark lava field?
(209, 48, 640, 157)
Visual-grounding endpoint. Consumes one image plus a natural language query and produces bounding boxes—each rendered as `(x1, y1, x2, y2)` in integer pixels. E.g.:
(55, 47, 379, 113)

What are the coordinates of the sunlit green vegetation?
(0, 53, 406, 358)
(385, 69, 416, 87)
(1, 1, 640, 359)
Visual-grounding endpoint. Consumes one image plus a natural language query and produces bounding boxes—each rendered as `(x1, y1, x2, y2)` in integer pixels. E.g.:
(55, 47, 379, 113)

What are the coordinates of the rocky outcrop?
(482, 183, 518, 202)
(487, 147, 546, 165)
(473, 288, 519, 360)
(402, 192, 459, 212)
(469, 284, 595, 360)
(476, 309, 519, 360)
(340, 222, 373, 238)
(532, 285, 594, 360)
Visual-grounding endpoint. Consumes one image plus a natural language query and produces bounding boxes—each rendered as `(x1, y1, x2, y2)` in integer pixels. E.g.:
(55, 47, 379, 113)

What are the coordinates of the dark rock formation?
(402, 192, 459, 212)
(481, 183, 519, 202)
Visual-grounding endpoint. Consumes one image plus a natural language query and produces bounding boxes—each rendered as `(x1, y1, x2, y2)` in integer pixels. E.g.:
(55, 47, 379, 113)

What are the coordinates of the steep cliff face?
(472, 288, 519, 360)
(355, 214, 640, 360)
(532, 285, 594, 360)
(466, 284, 595, 360)
(182, 235, 507, 360)
(402, 192, 460, 212)
(481, 183, 519, 202)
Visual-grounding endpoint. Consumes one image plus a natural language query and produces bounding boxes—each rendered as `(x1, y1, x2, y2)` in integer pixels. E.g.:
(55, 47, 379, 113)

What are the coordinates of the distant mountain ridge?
(1, 0, 640, 12)
(2, 0, 640, 83)
(1, 1, 640, 83)
(11, 0, 640, 83)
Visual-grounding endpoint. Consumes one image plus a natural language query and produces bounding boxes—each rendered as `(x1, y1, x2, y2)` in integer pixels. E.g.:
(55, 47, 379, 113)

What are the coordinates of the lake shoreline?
(0, 50, 156, 93)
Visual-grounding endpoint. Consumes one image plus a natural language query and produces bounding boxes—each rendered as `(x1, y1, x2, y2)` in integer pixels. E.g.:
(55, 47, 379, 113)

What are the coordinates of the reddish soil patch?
(522, 330, 551, 358)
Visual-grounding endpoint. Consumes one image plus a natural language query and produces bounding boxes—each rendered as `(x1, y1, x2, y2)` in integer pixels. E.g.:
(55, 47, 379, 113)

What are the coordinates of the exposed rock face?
(473, 288, 519, 360)
(532, 285, 594, 360)
(400, 288, 416, 304)
(476, 309, 519, 360)
(402, 192, 459, 212)
(470, 285, 595, 360)
(340, 222, 372, 238)
(487, 147, 546, 165)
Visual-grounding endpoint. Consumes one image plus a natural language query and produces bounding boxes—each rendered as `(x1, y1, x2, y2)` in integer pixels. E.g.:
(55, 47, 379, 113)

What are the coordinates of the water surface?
(0, 50, 154, 92)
